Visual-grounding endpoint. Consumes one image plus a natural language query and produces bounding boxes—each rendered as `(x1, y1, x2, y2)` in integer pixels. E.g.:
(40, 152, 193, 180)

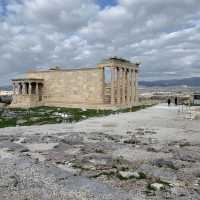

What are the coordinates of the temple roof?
(107, 57, 131, 63)
(98, 57, 140, 68)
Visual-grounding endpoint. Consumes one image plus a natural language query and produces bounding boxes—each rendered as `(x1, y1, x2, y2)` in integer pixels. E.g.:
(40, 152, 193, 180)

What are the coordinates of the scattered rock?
(147, 146, 160, 153)
(153, 159, 177, 170)
(179, 141, 191, 147)
(175, 152, 196, 163)
(29, 117, 41, 122)
(95, 148, 105, 153)
(0, 135, 11, 142)
(150, 183, 164, 191)
(18, 147, 29, 153)
(60, 134, 83, 145)
(1, 110, 17, 118)
(179, 154, 196, 162)
(9, 174, 19, 187)
(16, 119, 28, 125)
(145, 130, 157, 135)
(118, 171, 140, 179)
(123, 136, 141, 144)
(15, 137, 27, 144)
(193, 169, 200, 178)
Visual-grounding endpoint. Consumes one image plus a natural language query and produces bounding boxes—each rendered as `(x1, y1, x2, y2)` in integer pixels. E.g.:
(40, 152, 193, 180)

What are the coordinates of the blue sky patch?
(97, 0, 118, 9)
(0, 0, 7, 16)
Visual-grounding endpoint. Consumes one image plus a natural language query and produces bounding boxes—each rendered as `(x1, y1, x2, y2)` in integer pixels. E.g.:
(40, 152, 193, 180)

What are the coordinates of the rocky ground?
(0, 104, 200, 199)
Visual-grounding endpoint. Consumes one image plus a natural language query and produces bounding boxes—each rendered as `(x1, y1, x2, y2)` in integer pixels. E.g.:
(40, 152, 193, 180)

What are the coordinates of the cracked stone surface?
(0, 104, 200, 199)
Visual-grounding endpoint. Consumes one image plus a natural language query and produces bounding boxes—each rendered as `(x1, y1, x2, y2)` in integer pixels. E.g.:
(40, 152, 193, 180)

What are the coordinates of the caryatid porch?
(11, 78, 44, 107)
(98, 58, 139, 107)
(12, 78, 44, 96)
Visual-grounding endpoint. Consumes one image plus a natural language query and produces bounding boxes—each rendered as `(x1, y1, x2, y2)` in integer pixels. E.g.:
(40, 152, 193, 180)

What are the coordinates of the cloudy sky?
(0, 0, 200, 85)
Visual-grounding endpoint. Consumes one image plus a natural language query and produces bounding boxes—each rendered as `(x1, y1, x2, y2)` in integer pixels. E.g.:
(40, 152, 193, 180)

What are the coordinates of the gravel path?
(0, 104, 200, 199)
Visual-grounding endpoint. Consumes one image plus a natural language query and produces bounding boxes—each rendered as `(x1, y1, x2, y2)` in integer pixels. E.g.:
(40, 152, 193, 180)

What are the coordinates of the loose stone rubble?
(0, 104, 200, 199)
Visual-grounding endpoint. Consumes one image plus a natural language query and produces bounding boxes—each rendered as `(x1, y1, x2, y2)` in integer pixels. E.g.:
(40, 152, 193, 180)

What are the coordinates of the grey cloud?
(0, 0, 200, 85)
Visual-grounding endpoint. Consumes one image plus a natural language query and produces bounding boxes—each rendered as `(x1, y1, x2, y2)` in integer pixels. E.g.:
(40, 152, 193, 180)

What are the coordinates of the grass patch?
(0, 104, 152, 128)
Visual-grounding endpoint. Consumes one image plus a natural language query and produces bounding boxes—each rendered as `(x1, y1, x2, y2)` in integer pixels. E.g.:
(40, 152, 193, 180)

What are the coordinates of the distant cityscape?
(139, 77, 200, 87)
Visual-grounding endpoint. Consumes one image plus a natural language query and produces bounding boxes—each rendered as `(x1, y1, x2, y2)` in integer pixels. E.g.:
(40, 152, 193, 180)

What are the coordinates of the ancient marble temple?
(11, 58, 139, 109)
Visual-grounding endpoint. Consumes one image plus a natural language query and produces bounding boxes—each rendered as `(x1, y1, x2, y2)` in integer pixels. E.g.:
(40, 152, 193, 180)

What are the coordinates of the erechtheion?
(11, 57, 139, 109)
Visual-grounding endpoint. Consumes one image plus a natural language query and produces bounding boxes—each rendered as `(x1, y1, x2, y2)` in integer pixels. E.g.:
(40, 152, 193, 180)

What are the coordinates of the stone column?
(15, 83, 17, 95)
(132, 70, 135, 103)
(119, 68, 123, 105)
(36, 83, 39, 96)
(117, 68, 121, 105)
(122, 68, 126, 105)
(135, 70, 138, 103)
(131, 69, 134, 105)
(111, 67, 115, 105)
(29, 82, 32, 95)
(126, 69, 131, 105)
(17, 83, 20, 94)
(125, 69, 127, 105)
(22, 82, 26, 95)
(12, 82, 16, 95)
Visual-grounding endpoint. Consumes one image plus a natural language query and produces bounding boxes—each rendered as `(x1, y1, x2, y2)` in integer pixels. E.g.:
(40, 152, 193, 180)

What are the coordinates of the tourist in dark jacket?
(175, 97, 178, 106)
(168, 98, 171, 106)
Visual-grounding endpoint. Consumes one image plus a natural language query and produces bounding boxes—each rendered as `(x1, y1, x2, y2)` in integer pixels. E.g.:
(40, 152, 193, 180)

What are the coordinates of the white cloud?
(0, 0, 200, 84)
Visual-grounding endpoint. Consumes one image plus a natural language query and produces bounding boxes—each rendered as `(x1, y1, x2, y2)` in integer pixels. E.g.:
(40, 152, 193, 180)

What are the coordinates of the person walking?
(168, 98, 171, 106)
(175, 97, 178, 106)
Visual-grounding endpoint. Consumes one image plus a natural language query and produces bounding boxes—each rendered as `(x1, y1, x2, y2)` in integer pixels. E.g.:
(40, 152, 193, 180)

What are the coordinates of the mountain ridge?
(139, 77, 200, 87)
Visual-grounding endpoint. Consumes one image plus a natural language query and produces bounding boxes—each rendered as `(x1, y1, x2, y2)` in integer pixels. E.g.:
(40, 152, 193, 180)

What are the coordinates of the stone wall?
(27, 68, 105, 107)
(11, 95, 43, 108)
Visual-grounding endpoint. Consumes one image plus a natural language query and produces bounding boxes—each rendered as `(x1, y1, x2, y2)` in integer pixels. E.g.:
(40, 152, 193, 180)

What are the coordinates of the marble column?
(120, 68, 123, 105)
(29, 82, 32, 95)
(126, 69, 131, 105)
(18, 83, 20, 94)
(12, 83, 16, 95)
(111, 67, 115, 105)
(116, 67, 120, 104)
(18, 83, 22, 94)
(122, 68, 126, 105)
(135, 70, 138, 103)
(22, 82, 26, 95)
(131, 69, 134, 105)
(36, 83, 39, 96)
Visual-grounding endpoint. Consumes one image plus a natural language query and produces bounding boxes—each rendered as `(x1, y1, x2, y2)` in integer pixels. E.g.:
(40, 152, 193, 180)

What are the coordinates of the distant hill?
(0, 85, 12, 91)
(139, 77, 200, 87)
